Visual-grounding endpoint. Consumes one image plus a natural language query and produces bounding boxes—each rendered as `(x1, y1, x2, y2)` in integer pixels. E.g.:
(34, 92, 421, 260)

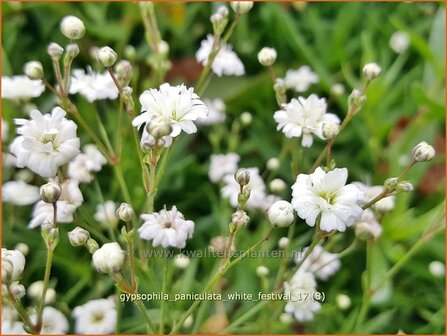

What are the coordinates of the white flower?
(269, 178, 287, 193)
(295, 245, 340, 280)
(197, 98, 226, 125)
(10, 107, 80, 178)
(389, 31, 410, 54)
(274, 94, 340, 147)
(258, 47, 277, 66)
(1, 75, 45, 101)
(330, 83, 345, 96)
(284, 272, 321, 322)
(174, 254, 191, 269)
(291, 167, 364, 232)
(196, 34, 245, 77)
(1, 320, 26, 335)
(209, 153, 240, 183)
(73, 298, 117, 334)
(362, 63, 381, 80)
(256, 265, 269, 277)
(94, 201, 118, 229)
(93, 243, 125, 273)
(2, 118, 8, 142)
(336, 294, 351, 310)
(68, 227, 90, 247)
(278, 237, 289, 249)
(97, 46, 117, 67)
(60, 15, 85, 40)
(267, 200, 295, 228)
(138, 206, 195, 249)
(266, 157, 280, 171)
(28, 280, 56, 304)
(230, 1, 254, 14)
(2, 180, 40, 205)
(29, 307, 69, 334)
(284, 66, 319, 92)
(132, 83, 208, 138)
(1, 249, 25, 283)
(353, 182, 395, 212)
(69, 67, 119, 102)
(412, 141, 435, 162)
(428, 261, 445, 278)
(68, 144, 107, 183)
(29, 179, 83, 228)
(354, 209, 382, 241)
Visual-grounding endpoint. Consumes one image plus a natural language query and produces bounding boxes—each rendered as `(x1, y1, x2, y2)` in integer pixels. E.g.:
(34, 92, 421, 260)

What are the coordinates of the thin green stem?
(219, 300, 269, 334)
(35, 247, 54, 332)
(274, 223, 295, 290)
(6, 285, 34, 333)
(51, 59, 64, 97)
(159, 255, 169, 334)
(354, 240, 372, 332)
(135, 300, 156, 334)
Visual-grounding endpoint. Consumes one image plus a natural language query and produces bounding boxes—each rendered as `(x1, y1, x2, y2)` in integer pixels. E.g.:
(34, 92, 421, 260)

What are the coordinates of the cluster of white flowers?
(355, 209, 382, 241)
(197, 98, 226, 126)
(29, 179, 83, 228)
(94, 201, 118, 229)
(69, 67, 119, 102)
(208, 152, 240, 183)
(1, 75, 45, 101)
(138, 206, 195, 248)
(196, 34, 245, 77)
(72, 297, 117, 334)
(220, 167, 279, 211)
(29, 307, 69, 334)
(295, 244, 341, 280)
(10, 107, 80, 178)
(274, 94, 340, 147)
(2, 180, 40, 206)
(68, 144, 107, 183)
(284, 65, 319, 92)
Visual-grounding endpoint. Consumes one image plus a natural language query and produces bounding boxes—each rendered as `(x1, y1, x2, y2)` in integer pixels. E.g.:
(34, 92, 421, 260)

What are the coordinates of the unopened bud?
(348, 89, 366, 107)
(362, 63, 381, 80)
(147, 116, 173, 139)
(270, 178, 286, 193)
(124, 45, 136, 61)
(10, 283, 25, 298)
(429, 261, 445, 277)
(211, 13, 228, 36)
(60, 15, 85, 40)
(322, 123, 340, 140)
(231, 209, 250, 232)
(47, 43, 64, 60)
(28, 281, 56, 303)
(266, 157, 280, 171)
(65, 43, 80, 60)
(412, 141, 435, 162)
(240, 112, 252, 125)
(274, 78, 287, 106)
(230, 1, 254, 14)
(14, 243, 29, 256)
(336, 294, 351, 310)
(92, 242, 125, 274)
(24, 61, 44, 80)
(174, 254, 190, 269)
(209, 236, 235, 253)
(397, 181, 413, 192)
(86, 238, 99, 254)
(40, 181, 62, 203)
(115, 60, 133, 85)
(158, 40, 169, 56)
(267, 200, 294, 228)
(384, 177, 398, 190)
(234, 168, 250, 186)
(1, 261, 14, 284)
(331, 83, 345, 96)
(41, 223, 59, 250)
(278, 237, 289, 249)
(256, 265, 269, 277)
(97, 46, 117, 67)
(68, 227, 90, 247)
(279, 313, 293, 325)
(257, 47, 277, 66)
(116, 202, 134, 222)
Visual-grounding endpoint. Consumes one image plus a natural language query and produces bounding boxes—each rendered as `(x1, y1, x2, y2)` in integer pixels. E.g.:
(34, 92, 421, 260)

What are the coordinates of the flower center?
(40, 129, 59, 147)
(163, 221, 174, 229)
(318, 191, 336, 205)
(91, 313, 104, 324)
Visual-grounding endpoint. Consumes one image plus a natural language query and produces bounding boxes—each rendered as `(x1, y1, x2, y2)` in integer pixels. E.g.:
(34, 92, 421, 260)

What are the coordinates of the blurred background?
(2, 2, 445, 334)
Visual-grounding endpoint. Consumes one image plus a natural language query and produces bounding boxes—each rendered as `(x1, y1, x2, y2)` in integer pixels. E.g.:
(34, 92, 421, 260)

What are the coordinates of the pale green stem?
(159, 255, 169, 334)
(219, 300, 269, 334)
(274, 223, 295, 290)
(354, 240, 372, 332)
(6, 285, 34, 333)
(51, 59, 64, 97)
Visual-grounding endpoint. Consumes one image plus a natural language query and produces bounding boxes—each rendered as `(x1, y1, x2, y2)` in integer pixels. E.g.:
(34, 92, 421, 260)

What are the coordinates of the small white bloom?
(292, 167, 364, 232)
(284, 66, 319, 92)
(230, 1, 254, 14)
(116, 203, 134, 222)
(362, 63, 381, 80)
(1, 320, 26, 335)
(28, 281, 56, 304)
(138, 206, 195, 249)
(97, 46, 117, 67)
(196, 35, 245, 77)
(429, 261, 445, 277)
(68, 144, 107, 183)
(412, 141, 435, 162)
(24, 61, 44, 80)
(270, 178, 287, 193)
(295, 244, 340, 280)
(209, 153, 240, 183)
(68, 227, 90, 247)
(353, 182, 395, 212)
(2, 180, 40, 206)
(1, 75, 45, 101)
(274, 94, 340, 147)
(60, 15, 85, 40)
(279, 313, 293, 324)
(47, 42, 64, 60)
(284, 271, 321, 321)
(10, 107, 80, 178)
(174, 254, 190, 269)
(256, 265, 269, 277)
(266, 157, 280, 171)
(322, 123, 340, 140)
(196, 98, 226, 125)
(240, 111, 253, 125)
(29, 307, 68, 334)
(94, 201, 118, 229)
(69, 67, 119, 102)
(258, 47, 277, 66)
(336, 294, 351, 310)
(267, 200, 294, 228)
(354, 209, 382, 241)
(133, 83, 208, 138)
(93, 243, 125, 273)
(14, 243, 29, 256)
(73, 298, 117, 334)
(389, 31, 410, 54)
(330, 83, 345, 96)
(278, 237, 289, 249)
(40, 181, 62, 203)
(29, 179, 83, 229)
(1, 249, 26, 283)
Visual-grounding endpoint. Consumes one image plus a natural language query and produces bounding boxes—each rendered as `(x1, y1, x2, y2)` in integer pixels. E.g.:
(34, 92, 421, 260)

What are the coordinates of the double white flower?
(69, 67, 119, 102)
(72, 297, 117, 334)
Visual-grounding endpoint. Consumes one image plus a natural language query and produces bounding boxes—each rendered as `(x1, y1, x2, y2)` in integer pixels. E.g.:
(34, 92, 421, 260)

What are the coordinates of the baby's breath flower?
(230, 1, 254, 14)
(30, 307, 69, 334)
(68, 144, 107, 184)
(2, 180, 40, 206)
(362, 63, 381, 80)
(1, 75, 45, 101)
(69, 67, 119, 102)
(284, 65, 319, 92)
(209, 153, 240, 183)
(267, 200, 294, 228)
(97, 46, 118, 67)
(354, 209, 382, 241)
(256, 265, 269, 277)
(258, 47, 277, 66)
(28, 281, 56, 304)
(68, 227, 90, 247)
(284, 272, 321, 321)
(60, 15, 85, 40)
(73, 298, 117, 334)
(197, 98, 226, 126)
(40, 181, 62, 203)
(412, 141, 435, 162)
(94, 201, 118, 229)
(174, 254, 191, 269)
(24, 61, 44, 80)
(92, 243, 125, 273)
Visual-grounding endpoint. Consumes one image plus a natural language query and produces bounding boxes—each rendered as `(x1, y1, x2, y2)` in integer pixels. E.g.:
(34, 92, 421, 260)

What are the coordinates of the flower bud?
(65, 43, 80, 59)
(115, 60, 133, 85)
(124, 45, 136, 61)
(278, 237, 289, 249)
(92, 242, 125, 273)
(28, 281, 56, 303)
(231, 210, 250, 232)
(209, 236, 235, 253)
(47, 43, 64, 60)
(158, 40, 170, 56)
(234, 168, 250, 186)
(322, 123, 341, 140)
(147, 116, 173, 139)
(336, 294, 351, 310)
(68, 227, 90, 247)
(9, 283, 25, 298)
(24, 61, 44, 80)
(257, 47, 277, 66)
(230, 1, 254, 14)
(183, 315, 194, 328)
(86, 238, 99, 254)
(274, 78, 287, 106)
(211, 12, 228, 36)
(348, 89, 366, 107)
(237, 188, 251, 208)
(266, 157, 280, 171)
(384, 177, 398, 189)
(270, 178, 286, 193)
(429, 261, 445, 277)
(397, 181, 413, 192)
(14, 243, 29, 256)
(174, 254, 190, 269)
(331, 83, 345, 96)
(97, 46, 117, 67)
(116, 202, 134, 222)
(41, 223, 60, 250)
(362, 63, 381, 80)
(1, 249, 26, 284)
(240, 112, 252, 125)
(354, 210, 382, 241)
(412, 141, 435, 162)
(279, 313, 293, 325)
(40, 181, 62, 203)
(256, 265, 269, 277)
(60, 15, 85, 40)
(267, 200, 294, 228)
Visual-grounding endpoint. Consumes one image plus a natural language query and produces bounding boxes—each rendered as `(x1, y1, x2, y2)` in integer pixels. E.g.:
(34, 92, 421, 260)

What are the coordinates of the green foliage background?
(2, 2, 445, 334)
